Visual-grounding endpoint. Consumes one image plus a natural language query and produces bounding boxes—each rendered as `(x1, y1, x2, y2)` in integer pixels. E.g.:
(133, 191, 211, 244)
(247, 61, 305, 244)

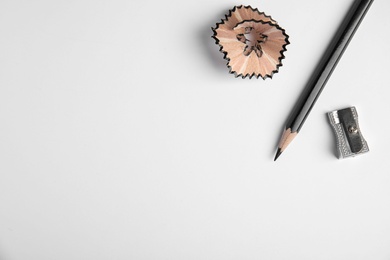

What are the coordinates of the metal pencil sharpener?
(327, 106, 369, 159)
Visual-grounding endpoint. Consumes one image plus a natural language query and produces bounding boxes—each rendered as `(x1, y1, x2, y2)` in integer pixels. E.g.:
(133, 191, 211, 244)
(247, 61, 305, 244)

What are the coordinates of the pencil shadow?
(196, 8, 230, 76)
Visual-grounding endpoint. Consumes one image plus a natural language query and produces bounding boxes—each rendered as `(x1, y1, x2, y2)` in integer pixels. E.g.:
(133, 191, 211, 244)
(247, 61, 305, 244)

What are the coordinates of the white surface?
(1, 0, 390, 259)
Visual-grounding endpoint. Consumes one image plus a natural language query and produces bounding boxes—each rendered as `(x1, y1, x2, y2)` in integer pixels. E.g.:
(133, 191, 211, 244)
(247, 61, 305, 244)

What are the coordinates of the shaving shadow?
(197, 8, 231, 76)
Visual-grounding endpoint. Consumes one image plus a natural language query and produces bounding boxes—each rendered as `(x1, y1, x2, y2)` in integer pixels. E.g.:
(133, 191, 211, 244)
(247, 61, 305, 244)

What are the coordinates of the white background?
(1, 0, 390, 259)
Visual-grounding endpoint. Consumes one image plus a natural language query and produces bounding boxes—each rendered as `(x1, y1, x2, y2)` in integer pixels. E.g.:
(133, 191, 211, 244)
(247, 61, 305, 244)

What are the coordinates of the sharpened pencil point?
(274, 128, 297, 161)
(274, 148, 282, 161)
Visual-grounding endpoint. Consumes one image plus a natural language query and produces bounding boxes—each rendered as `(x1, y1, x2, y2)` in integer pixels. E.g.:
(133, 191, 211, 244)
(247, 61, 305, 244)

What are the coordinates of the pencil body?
(274, 0, 374, 161)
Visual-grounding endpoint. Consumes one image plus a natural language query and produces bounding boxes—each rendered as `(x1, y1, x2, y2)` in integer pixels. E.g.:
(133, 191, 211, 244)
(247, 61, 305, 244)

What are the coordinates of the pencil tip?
(274, 148, 282, 161)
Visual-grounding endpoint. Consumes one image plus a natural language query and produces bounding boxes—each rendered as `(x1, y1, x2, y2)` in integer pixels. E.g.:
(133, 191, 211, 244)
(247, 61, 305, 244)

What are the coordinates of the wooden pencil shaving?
(212, 6, 289, 79)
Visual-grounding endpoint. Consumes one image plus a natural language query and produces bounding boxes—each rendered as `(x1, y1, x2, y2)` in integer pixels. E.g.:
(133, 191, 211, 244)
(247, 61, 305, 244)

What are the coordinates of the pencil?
(274, 0, 374, 161)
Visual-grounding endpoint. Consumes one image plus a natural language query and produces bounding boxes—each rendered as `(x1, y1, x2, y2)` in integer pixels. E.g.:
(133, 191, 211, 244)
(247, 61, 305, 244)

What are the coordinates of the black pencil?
(274, 0, 374, 161)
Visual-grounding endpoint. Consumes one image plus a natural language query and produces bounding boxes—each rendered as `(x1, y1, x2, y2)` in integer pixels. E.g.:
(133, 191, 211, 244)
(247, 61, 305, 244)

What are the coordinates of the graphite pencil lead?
(274, 148, 282, 161)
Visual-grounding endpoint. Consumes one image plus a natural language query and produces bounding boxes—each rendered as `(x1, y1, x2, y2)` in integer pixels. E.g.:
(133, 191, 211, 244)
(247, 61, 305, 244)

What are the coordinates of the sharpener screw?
(348, 125, 358, 134)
